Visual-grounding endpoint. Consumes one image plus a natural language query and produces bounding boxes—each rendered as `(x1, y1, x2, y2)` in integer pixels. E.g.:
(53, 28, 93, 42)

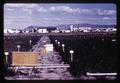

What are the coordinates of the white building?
(79, 27, 91, 32)
(112, 28, 117, 32)
(37, 29, 48, 33)
(105, 28, 117, 32)
(25, 30, 29, 33)
(70, 25, 74, 32)
(64, 30, 71, 33)
(4, 29, 20, 34)
(54, 30, 60, 33)
(4, 29, 8, 34)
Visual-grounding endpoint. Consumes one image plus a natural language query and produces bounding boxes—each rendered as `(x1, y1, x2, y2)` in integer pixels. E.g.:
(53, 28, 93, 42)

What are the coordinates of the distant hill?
(57, 24, 116, 29)
(24, 26, 57, 30)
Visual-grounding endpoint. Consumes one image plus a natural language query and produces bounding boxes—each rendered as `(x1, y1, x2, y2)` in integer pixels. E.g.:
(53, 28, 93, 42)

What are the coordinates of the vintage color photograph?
(4, 3, 117, 80)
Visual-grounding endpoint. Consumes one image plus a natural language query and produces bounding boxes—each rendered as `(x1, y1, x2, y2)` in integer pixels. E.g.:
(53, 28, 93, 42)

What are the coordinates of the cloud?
(43, 17, 62, 21)
(49, 6, 79, 14)
(37, 6, 93, 15)
(6, 8, 15, 11)
(5, 16, 32, 20)
(4, 4, 116, 28)
(38, 6, 115, 16)
(103, 17, 110, 20)
(4, 16, 33, 25)
(42, 17, 88, 24)
(4, 19, 13, 24)
(5, 3, 38, 14)
(38, 7, 48, 12)
(96, 9, 116, 15)
(4, 4, 38, 8)
(22, 8, 32, 14)
(5, 4, 116, 16)
(4, 18, 33, 29)
(23, 4, 38, 8)
(42, 17, 84, 23)
(49, 6, 73, 13)
(4, 4, 24, 7)
(106, 10, 116, 15)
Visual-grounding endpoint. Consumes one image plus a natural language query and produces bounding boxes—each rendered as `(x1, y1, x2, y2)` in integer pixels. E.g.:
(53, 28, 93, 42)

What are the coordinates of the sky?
(4, 3, 116, 29)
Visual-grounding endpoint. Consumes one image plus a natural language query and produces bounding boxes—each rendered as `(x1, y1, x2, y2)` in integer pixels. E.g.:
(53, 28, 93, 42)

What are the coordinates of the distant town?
(4, 24, 117, 34)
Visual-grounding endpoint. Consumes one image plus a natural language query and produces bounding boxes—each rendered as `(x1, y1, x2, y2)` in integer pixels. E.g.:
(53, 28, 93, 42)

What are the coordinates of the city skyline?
(4, 3, 116, 29)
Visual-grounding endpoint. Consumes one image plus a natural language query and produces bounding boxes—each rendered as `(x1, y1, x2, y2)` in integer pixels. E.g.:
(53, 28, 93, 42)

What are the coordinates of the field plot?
(50, 34, 117, 74)
(4, 33, 117, 80)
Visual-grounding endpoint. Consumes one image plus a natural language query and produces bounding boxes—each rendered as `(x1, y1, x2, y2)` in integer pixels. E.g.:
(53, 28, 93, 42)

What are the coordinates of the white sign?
(44, 44, 53, 51)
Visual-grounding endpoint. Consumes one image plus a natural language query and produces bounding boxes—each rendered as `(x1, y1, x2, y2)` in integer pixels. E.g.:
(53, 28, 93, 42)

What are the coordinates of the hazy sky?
(4, 3, 116, 29)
